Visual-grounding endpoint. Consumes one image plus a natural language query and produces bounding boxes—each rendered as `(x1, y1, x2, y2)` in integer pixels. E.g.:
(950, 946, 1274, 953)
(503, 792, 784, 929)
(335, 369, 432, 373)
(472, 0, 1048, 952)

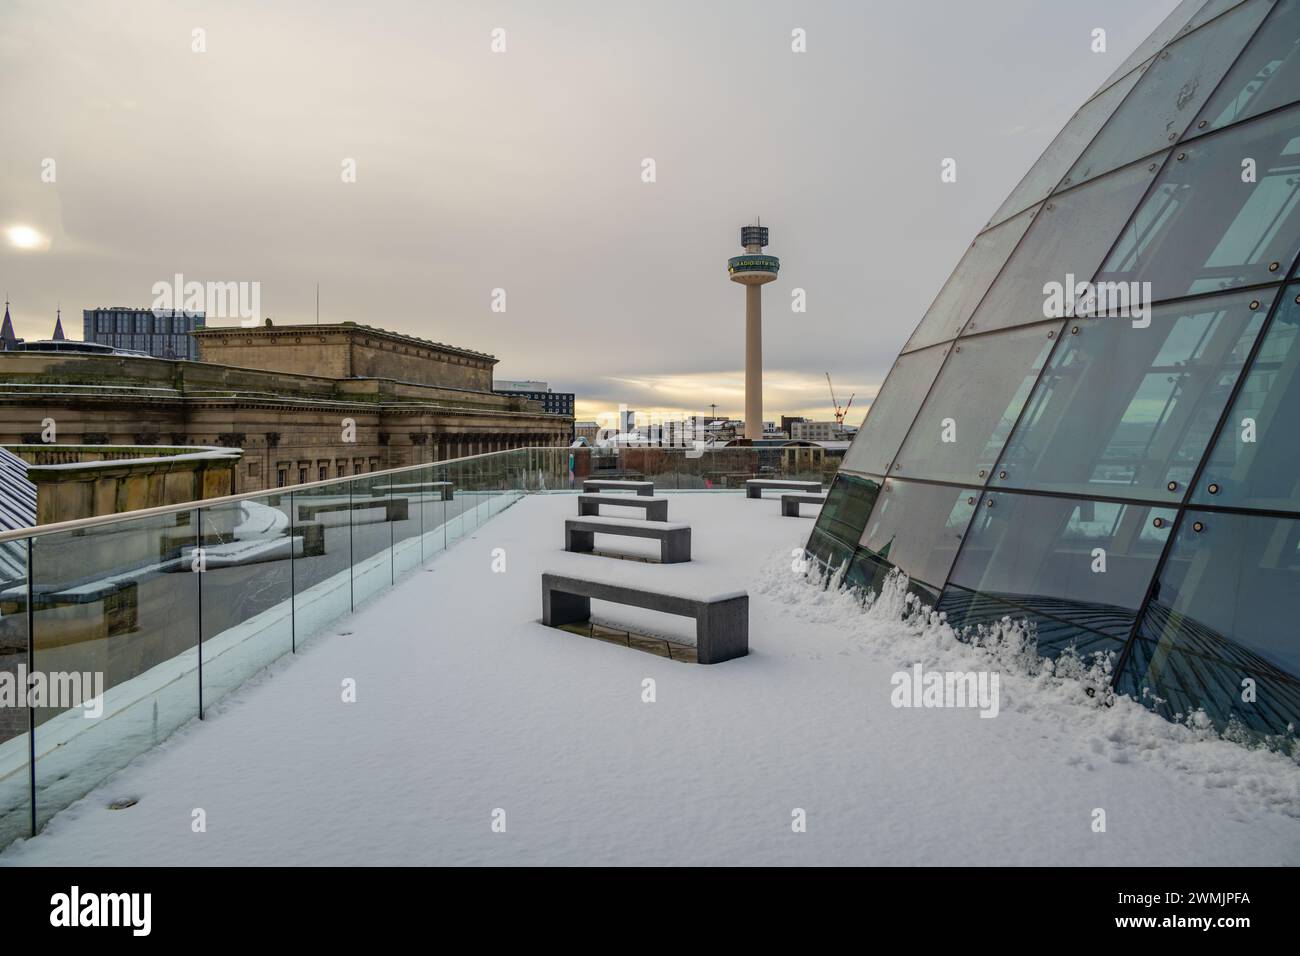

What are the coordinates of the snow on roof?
(0, 447, 37, 585)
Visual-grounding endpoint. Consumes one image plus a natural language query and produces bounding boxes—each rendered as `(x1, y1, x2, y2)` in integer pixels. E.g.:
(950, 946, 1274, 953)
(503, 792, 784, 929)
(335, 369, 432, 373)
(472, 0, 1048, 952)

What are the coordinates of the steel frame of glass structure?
(810, 0, 1300, 741)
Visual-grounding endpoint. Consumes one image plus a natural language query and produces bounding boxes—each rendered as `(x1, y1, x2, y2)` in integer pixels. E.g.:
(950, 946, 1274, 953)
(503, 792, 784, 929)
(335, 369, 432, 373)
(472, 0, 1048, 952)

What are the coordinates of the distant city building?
(780, 415, 806, 436)
(0, 301, 20, 351)
(791, 420, 856, 441)
(493, 380, 576, 422)
(618, 408, 636, 434)
(574, 421, 600, 443)
(83, 307, 206, 360)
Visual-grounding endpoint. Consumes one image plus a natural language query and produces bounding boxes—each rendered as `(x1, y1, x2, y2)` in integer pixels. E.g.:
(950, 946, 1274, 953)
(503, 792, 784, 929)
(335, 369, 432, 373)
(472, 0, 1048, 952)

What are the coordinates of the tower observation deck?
(728, 221, 780, 440)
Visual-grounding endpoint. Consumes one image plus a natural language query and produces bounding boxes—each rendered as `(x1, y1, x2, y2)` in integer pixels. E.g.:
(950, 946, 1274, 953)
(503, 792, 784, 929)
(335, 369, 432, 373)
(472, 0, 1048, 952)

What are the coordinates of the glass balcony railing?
(0, 444, 838, 848)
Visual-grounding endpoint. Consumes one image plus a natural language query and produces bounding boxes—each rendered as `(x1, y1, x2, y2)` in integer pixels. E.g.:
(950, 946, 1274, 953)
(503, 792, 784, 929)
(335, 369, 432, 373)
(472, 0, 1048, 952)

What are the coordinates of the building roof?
(193, 321, 497, 364)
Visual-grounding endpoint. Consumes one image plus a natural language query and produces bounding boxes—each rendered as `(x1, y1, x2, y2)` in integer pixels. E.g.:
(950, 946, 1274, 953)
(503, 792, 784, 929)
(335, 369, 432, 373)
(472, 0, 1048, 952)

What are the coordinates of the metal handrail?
(0, 445, 565, 545)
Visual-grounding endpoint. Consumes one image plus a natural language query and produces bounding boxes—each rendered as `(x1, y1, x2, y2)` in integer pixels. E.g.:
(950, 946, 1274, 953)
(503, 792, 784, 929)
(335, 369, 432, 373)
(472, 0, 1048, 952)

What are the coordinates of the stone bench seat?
(578, 493, 669, 521)
(565, 516, 690, 563)
(745, 478, 823, 499)
(780, 492, 828, 517)
(541, 571, 748, 664)
(581, 479, 655, 496)
(297, 497, 408, 523)
(374, 481, 454, 501)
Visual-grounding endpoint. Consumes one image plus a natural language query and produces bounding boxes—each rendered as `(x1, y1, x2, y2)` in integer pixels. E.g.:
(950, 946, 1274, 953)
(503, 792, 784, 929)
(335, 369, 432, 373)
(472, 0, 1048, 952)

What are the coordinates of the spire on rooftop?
(52, 305, 65, 341)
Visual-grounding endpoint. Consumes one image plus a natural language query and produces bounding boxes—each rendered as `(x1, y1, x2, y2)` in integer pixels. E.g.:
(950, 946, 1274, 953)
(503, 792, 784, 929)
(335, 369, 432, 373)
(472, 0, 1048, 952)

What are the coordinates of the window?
(806, 473, 881, 566)
(1062, 0, 1272, 191)
(940, 492, 1175, 658)
(277, 469, 287, 488)
(894, 323, 1058, 485)
(1195, 284, 1300, 509)
(849, 478, 979, 600)
(1190, 0, 1300, 136)
(992, 288, 1268, 502)
(1097, 104, 1300, 300)
(840, 343, 947, 476)
(989, 70, 1144, 229)
(1121, 509, 1300, 737)
(903, 203, 1042, 351)
(969, 157, 1165, 334)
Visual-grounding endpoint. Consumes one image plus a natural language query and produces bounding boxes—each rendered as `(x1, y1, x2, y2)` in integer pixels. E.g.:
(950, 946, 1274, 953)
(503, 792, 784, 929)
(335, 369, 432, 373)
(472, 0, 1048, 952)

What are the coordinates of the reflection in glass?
(1098, 104, 1300, 300)
(199, 497, 294, 709)
(895, 324, 1058, 484)
(851, 478, 978, 601)
(840, 344, 947, 477)
(993, 289, 1268, 501)
(0, 539, 30, 844)
(941, 492, 1174, 658)
(1123, 509, 1300, 737)
(1063, 0, 1272, 190)
(806, 473, 881, 568)
(970, 158, 1164, 334)
(31, 511, 200, 827)
(1191, 0, 1300, 136)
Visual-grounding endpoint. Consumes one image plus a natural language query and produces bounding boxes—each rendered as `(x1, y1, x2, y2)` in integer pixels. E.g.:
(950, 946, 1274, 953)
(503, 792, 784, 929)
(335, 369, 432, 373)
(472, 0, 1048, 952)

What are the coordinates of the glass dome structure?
(810, 0, 1300, 739)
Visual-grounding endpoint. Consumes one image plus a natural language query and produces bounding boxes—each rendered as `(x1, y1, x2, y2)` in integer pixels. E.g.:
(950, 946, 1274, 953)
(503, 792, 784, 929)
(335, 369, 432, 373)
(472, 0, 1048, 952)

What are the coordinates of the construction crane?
(826, 373, 854, 427)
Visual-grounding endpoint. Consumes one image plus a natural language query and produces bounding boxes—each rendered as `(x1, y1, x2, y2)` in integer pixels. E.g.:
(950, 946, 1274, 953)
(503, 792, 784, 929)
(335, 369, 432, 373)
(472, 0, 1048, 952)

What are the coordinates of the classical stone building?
(0, 321, 571, 494)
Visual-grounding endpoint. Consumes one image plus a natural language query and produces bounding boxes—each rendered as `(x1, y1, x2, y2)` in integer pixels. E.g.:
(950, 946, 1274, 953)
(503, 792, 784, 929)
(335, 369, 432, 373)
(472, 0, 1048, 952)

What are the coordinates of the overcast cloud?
(0, 0, 1181, 424)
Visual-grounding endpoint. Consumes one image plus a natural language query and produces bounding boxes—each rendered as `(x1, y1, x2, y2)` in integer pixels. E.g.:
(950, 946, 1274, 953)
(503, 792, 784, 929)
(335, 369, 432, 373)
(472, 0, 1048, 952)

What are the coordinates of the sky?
(0, 0, 1183, 425)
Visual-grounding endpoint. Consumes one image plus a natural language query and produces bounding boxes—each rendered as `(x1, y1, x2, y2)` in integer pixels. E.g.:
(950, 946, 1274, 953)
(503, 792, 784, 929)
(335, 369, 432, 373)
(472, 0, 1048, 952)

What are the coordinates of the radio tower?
(728, 220, 780, 440)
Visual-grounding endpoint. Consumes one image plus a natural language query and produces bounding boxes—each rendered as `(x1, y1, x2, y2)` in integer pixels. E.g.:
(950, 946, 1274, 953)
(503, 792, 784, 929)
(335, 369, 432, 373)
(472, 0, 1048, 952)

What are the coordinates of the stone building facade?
(0, 325, 570, 494)
(194, 322, 495, 391)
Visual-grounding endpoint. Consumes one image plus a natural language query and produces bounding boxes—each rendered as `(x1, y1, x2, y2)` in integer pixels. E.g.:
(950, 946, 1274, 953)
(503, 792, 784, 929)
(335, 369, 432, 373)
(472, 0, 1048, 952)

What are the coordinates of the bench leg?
(637, 487, 653, 496)
(578, 499, 598, 517)
(647, 500, 668, 521)
(566, 529, 595, 553)
(543, 584, 591, 627)
(695, 594, 748, 664)
(661, 528, 691, 564)
(746, 487, 760, 499)
(781, 499, 799, 517)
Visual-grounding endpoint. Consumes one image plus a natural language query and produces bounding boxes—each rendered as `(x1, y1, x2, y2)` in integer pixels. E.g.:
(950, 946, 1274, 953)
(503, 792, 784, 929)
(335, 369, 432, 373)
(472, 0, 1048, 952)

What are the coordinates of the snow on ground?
(3, 492, 1297, 866)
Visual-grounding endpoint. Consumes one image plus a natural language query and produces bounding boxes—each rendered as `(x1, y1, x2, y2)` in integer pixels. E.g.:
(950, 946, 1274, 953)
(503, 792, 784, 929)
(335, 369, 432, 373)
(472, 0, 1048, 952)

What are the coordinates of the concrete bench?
(781, 492, 827, 517)
(565, 516, 690, 563)
(297, 497, 408, 523)
(541, 571, 748, 664)
(375, 481, 454, 501)
(582, 479, 655, 496)
(578, 493, 668, 521)
(745, 478, 822, 499)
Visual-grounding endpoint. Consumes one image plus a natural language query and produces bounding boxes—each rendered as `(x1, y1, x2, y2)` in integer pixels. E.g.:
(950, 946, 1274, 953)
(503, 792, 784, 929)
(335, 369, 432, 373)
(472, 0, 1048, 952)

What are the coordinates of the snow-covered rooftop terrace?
(3, 491, 1297, 866)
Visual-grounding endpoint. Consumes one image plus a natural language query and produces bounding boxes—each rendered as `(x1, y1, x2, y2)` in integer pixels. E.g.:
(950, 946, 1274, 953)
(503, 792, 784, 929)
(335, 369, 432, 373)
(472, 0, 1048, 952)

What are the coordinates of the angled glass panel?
(0, 537, 30, 846)
(894, 324, 1059, 485)
(198, 496, 294, 709)
(993, 289, 1268, 502)
(1120, 509, 1300, 738)
(1098, 104, 1300, 300)
(1191, 0, 1300, 136)
(1091, 0, 1206, 97)
(292, 480, 354, 639)
(847, 478, 978, 602)
(839, 343, 947, 476)
(905, 204, 1041, 352)
(969, 157, 1165, 335)
(1195, 285, 1300, 508)
(940, 492, 1175, 658)
(806, 473, 882, 569)
(986, 71, 1143, 229)
(351, 472, 394, 605)
(1064, 0, 1273, 190)
(31, 510, 201, 828)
